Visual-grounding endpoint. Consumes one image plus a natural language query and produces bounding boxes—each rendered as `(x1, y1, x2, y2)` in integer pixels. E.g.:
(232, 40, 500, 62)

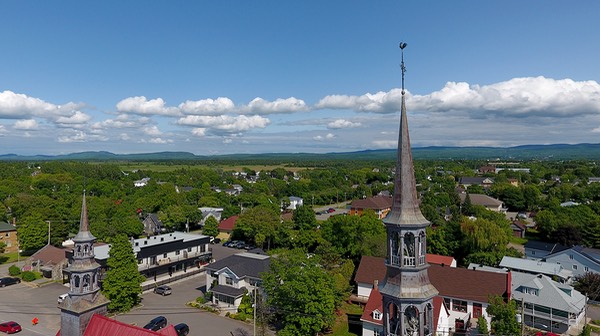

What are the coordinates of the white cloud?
(149, 137, 173, 144)
(327, 119, 361, 129)
(55, 111, 91, 125)
(191, 128, 206, 137)
(325, 133, 335, 139)
(0, 91, 57, 119)
(13, 119, 39, 130)
(244, 97, 308, 114)
(371, 140, 397, 148)
(313, 133, 335, 141)
(58, 131, 87, 143)
(0, 124, 6, 135)
(92, 114, 142, 130)
(177, 115, 270, 133)
(315, 90, 402, 113)
(143, 125, 162, 136)
(592, 127, 600, 133)
(119, 133, 131, 141)
(179, 97, 235, 115)
(116, 96, 180, 116)
(223, 138, 232, 144)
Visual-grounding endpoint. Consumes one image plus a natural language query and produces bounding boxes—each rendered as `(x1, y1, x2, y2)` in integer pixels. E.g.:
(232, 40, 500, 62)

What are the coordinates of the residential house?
(511, 272, 586, 334)
(349, 195, 393, 219)
(511, 220, 527, 238)
(0, 221, 18, 253)
(544, 245, 600, 277)
(142, 213, 164, 236)
(29, 244, 69, 280)
(134, 177, 151, 187)
(478, 166, 496, 174)
(499, 256, 572, 283)
(287, 196, 303, 210)
(588, 177, 600, 184)
(356, 256, 511, 336)
(426, 254, 457, 268)
(524, 241, 569, 261)
(560, 201, 580, 207)
(458, 177, 494, 189)
(205, 252, 270, 312)
(199, 207, 224, 226)
(458, 193, 507, 213)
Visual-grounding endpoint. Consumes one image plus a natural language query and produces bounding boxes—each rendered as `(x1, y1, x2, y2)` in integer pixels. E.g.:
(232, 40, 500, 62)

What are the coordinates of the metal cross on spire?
(399, 42, 407, 95)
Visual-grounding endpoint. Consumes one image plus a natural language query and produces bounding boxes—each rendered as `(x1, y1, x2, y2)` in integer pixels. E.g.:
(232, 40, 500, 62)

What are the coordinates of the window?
(374, 329, 381, 336)
(200, 245, 206, 252)
(569, 254, 574, 260)
(573, 265, 578, 270)
(443, 298, 451, 310)
(584, 266, 589, 272)
(373, 311, 381, 320)
(532, 251, 536, 255)
(225, 277, 233, 285)
(452, 300, 467, 312)
(176, 250, 181, 255)
(187, 247, 192, 252)
(163, 253, 168, 258)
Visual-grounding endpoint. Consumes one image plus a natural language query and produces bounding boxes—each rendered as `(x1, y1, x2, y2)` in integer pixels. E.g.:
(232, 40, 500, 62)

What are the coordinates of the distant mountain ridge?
(2, 143, 600, 161)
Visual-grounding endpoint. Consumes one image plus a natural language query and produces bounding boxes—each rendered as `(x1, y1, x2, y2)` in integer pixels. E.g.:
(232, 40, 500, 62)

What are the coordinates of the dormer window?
(373, 310, 382, 320)
(521, 286, 539, 296)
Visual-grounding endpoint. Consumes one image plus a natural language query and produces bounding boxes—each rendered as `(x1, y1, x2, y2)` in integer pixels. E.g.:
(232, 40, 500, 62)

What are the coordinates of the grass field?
(119, 163, 307, 173)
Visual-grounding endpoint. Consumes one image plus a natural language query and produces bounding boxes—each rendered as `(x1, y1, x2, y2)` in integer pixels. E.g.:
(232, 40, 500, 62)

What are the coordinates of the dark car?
(143, 316, 167, 331)
(174, 323, 190, 336)
(154, 285, 172, 296)
(0, 321, 22, 334)
(0, 277, 21, 287)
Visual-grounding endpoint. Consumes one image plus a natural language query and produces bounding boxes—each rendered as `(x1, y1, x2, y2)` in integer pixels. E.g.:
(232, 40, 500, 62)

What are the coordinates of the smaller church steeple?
(59, 191, 109, 336)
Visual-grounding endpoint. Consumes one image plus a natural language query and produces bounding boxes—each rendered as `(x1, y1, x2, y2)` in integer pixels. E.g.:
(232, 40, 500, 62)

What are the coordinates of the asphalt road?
(0, 244, 264, 336)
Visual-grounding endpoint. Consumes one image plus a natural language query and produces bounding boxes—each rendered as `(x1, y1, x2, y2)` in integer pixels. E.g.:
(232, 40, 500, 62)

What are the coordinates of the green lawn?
(0, 252, 20, 264)
(331, 302, 363, 336)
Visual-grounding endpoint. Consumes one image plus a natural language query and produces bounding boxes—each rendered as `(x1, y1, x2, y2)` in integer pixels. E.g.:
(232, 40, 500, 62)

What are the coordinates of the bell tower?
(379, 43, 438, 336)
(58, 191, 110, 336)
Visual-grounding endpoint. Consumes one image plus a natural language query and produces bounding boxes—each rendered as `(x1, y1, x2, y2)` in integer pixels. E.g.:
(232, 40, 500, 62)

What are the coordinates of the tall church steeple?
(379, 43, 438, 336)
(59, 191, 109, 336)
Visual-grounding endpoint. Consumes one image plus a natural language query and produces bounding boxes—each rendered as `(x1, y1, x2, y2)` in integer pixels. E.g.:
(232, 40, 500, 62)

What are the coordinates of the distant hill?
(2, 143, 600, 162)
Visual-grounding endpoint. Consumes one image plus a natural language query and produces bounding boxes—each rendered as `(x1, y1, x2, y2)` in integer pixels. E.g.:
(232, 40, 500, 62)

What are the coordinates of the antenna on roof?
(399, 42, 407, 95)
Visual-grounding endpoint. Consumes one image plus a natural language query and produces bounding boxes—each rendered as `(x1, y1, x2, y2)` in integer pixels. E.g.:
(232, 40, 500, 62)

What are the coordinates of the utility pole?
(253, 288, 257, 336)
(47, 220, 51, 245)
(521, 298, 525, 336)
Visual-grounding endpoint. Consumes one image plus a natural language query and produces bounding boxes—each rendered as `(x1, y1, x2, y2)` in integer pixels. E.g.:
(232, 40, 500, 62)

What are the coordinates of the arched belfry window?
(74, 275, 80, 288)
(387, 302, 402, 336)
(403, 232, 416, 266)
(418, 231, 426, 265)
(83, 274, 90, 292)
(391, 232, 401, 266)
(404, 306, 420, 336)
(424, 303, 433, 336)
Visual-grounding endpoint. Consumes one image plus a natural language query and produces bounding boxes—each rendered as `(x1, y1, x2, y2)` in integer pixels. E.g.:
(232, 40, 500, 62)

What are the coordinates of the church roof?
(30, 244, 67, 265)
(351, 196, 393, 210)
(57, 314, 178, 336)
(73, 192, 96, 242)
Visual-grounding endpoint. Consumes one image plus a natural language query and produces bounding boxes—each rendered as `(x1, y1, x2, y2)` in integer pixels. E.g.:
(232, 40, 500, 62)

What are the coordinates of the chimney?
(506, 270, 512, 299)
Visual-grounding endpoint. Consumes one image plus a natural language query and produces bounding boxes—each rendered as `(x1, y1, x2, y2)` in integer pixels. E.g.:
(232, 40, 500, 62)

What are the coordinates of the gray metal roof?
(205, 252, 270, 279)
(94, 231, 209, 259)
(511, 272, 585, 313)
(212, 284, 247, 298)
(499, 256, 572, 280)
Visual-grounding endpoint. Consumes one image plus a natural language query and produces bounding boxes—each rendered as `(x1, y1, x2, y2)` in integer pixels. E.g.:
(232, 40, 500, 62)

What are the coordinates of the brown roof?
(30, 245, 67, 265)
(459, 193, 503, 208)
(355, 256, 510, 303)
(354, 255, 387, 285)
(360, 286, 382, 324)
(351, 196, 392, 211)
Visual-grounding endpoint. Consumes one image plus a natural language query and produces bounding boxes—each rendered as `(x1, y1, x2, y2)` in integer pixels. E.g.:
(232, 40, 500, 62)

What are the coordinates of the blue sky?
(1, 1, 599, 155)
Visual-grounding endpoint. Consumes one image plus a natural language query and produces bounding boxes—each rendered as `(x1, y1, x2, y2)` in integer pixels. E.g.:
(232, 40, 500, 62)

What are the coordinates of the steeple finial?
(399, 42, 407, 95)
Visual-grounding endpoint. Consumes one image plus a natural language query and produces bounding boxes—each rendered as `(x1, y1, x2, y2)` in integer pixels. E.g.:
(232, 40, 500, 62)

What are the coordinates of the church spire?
(73, 190, 96, 242)
(383, 42, 429, 227)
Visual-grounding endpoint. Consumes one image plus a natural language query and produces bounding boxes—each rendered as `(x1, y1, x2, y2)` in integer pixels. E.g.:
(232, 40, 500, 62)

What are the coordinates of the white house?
(134, 177, 150, 187)
(287, 196, 303, 210)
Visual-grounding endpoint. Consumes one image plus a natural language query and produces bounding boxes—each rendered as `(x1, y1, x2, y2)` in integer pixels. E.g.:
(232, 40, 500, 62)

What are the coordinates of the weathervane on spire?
(399, 42, 407, 95)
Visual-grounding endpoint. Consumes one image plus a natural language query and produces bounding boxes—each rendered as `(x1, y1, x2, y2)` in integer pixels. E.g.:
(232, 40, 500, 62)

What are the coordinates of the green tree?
(478, 315, 489, 336)
(202, 216, 219, 237)
(573, 272, 600, 301)
(233, 205, 280, 249)
(0, 241, 5, 254)
(292, 205, 317, 231)
(486, 296, 520, 336)
(262, 249, 336, 335)
(16, 214, 48, 252)
(102, 234, 145, 312)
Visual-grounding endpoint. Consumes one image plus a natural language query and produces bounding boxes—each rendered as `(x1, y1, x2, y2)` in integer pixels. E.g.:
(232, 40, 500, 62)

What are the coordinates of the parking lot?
(0, 244, 262, 336)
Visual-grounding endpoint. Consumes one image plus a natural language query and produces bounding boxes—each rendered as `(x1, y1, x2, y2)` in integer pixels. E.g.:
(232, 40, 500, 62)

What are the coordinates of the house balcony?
(523, 308, 572, 324)
(138, 250, 212, 271)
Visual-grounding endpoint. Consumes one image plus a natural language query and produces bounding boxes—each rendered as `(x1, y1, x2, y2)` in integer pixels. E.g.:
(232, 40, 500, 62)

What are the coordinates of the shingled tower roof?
(73, 191, 96, 242)
(382, 92, 429, 227)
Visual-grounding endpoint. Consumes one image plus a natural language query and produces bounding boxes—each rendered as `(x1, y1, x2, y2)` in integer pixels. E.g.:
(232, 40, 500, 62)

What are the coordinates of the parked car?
(58, 293, 69, 304)
(327, 208, 335, 213)
(0, 277, 20, 287)
(517, 211, 528, 219)
(0, 321, 22, 334)
(143, 316, 167, 331)
(211, 237, 221, 244)
(154, 285, 172, 296)
(174, 323, 190, 336)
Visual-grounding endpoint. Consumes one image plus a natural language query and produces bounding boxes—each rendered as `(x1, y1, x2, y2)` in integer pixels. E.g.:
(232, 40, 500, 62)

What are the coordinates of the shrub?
(21, 271, 37, 282)
(196, 296, 206, 304)
(8, 265, 21, 276)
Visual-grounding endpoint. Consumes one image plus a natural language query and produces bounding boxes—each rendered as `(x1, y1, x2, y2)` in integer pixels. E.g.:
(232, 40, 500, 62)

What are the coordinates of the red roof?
(425, 254, 455, 267)
(354, 255, 387, 285)
(360, 286, 382, 325)
(30, 244, 67, 265)
(218, 215, 238, 232)
(56, 314, 178, 336)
